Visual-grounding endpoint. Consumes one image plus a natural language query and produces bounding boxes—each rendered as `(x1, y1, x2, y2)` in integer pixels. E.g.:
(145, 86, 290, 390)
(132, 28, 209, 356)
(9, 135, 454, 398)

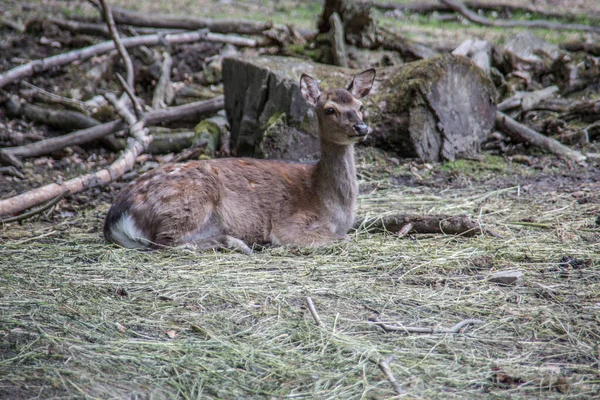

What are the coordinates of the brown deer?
(104, 68, 376, 254)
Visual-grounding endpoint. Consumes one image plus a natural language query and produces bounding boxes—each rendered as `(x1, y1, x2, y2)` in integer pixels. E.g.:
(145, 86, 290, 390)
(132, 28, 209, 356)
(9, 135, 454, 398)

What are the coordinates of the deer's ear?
(300, 74, 321, 106)
(347, 68, 376, 99)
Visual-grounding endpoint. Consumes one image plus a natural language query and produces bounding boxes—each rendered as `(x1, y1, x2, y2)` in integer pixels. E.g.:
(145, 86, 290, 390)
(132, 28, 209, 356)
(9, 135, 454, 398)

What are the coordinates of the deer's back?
(105, 158, 317, 246)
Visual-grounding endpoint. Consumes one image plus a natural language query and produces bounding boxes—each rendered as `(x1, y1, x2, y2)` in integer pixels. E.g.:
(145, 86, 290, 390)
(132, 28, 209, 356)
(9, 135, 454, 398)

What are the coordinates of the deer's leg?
(179, 235, 253, 255)
(271, 215, 349, 247)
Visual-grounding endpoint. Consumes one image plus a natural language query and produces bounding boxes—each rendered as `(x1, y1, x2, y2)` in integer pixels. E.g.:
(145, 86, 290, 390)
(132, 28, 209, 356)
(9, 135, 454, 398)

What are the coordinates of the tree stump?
(223, 54, 496, 162)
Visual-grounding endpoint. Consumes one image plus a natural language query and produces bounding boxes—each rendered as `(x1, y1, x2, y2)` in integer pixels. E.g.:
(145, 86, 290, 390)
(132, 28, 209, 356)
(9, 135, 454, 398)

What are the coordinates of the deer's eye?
(325, 107, 335, 115)
(359, 105, 364, 112)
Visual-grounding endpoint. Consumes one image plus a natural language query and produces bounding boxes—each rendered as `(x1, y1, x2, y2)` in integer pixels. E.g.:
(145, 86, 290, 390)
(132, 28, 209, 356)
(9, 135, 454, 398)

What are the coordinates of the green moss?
(441, 155, 530, 180)
(194, 120, 221, 156)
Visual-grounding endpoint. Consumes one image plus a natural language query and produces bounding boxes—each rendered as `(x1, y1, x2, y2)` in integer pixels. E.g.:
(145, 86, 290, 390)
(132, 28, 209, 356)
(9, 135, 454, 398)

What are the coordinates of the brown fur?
(104, 69, 376, 253)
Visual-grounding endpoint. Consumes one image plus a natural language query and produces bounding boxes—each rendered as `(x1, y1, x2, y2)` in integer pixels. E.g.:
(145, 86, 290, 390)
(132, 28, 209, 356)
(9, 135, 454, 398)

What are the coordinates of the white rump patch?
(110, 213, 150, 249)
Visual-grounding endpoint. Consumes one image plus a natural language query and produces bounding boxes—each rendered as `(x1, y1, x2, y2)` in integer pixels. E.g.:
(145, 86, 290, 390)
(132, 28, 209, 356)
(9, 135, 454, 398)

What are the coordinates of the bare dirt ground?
(1, 1, 600, 399)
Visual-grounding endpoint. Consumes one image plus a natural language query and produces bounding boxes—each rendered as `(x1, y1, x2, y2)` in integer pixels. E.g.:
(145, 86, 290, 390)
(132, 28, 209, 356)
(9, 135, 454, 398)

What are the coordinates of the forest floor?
(1, 1, 600, 399)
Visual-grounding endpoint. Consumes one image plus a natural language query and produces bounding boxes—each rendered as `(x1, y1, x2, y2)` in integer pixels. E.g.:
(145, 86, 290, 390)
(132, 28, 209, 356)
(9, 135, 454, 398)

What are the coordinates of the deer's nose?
(353, 123, 369, 136)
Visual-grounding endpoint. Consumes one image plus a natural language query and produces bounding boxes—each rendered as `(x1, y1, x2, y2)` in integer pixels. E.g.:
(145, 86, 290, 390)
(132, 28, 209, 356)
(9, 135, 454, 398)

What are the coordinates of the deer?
(103, 68, 376, 254)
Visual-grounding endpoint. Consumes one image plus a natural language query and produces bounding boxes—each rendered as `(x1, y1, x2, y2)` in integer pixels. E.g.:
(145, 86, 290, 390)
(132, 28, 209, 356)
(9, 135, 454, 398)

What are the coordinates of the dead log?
(0, 30, 254, 90)
(353, 214, 489, 236)
(109, 6, 272, 35)
(6, 96, 101, 131)
(440, 0, 600, 34)
(495, 111, 587, 163)
(3, 97, 224, 159)
(223, 54, 496, 162)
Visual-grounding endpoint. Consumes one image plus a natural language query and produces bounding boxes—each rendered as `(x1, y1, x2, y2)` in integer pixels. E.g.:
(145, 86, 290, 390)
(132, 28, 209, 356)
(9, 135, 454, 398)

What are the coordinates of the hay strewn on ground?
(2, 153, 599, 399)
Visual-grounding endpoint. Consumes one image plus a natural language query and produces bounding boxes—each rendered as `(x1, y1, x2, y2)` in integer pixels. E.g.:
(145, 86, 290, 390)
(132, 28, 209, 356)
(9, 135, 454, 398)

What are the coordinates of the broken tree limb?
(20, 81, 92, 115)
(100, 0, 135, 91)
(0, 29, 255, 90)
(371, 1, 600, 24)
(353, 214, 492, 236)
(6, 96, 101, 131)
(152, 52, 174, 109)
(440, 0, 600, 34)
(495, 111, 587, 163)
(305, 297, 324, 327)
(498, 86, 559, 112)
(45, 16, 110, 36)
(0, 191, 67, 224)
(109, 6, 272, 35)
(370, 316, 484, 334)
(378, 357, 405, 396)
(3, 96, 224, 158)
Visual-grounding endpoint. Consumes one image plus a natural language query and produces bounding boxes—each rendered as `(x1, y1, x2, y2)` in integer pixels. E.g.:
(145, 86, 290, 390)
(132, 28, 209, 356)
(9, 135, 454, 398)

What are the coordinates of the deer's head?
(300, 69, 376, 145)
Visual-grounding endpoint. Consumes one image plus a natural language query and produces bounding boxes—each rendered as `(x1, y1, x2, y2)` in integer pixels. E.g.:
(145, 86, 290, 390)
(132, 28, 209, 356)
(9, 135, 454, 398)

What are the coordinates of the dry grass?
(2, 152, 599, 399)
(1, 0, 600, 398)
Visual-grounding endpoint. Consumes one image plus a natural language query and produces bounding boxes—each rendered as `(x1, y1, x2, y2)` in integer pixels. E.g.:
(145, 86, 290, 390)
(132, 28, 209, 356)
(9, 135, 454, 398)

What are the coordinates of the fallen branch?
(305, 297, 324, 327)
(498, 86, 559, 112)
(100, 0, 134, 91)
(370, 316, 484, 334)
(372, 1, 600, 23)
(495, 111, 587, 163)
(109, 6, 272, 35)
(45, 16, 110, 36)
(0, 166, 25, 180)
(7, 96, 100, 131)
(378, 357, 405, 395)
(152, 52, 174, 109)
(440, 0, 600, 34)
(0, 191, 67, 224)
(0, 16, 26, 33)
(20, 81, 92, 115)
(3, 96, 224, 159)
(353, 214, 496, 237)
(0, 29, 256, 90)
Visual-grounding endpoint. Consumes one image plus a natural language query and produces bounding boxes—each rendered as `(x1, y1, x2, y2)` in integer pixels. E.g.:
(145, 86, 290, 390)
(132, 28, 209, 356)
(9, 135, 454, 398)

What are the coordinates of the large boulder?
(223, 54, 497, 162)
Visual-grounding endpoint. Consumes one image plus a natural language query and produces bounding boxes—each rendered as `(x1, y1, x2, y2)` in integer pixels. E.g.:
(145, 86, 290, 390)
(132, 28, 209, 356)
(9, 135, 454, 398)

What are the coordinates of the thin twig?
(305, 297, 324, 327)
(115, 73, 144, 120)
(99, 0, 134, 90)
(370, 316, 484, 334)
(440, 0, 600, 34)
(0, 191, 68, 224)
(378, 357, 405, 395)
(20, 81, 91, 115)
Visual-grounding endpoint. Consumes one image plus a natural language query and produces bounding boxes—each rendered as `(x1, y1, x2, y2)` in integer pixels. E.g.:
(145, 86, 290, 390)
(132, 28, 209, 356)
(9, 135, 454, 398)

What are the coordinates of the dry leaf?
(165, 329, 177, 339)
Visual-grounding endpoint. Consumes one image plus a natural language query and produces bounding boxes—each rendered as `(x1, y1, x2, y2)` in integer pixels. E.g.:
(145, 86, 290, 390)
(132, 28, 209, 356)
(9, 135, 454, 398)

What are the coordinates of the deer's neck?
(314, 139, 357, 234)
